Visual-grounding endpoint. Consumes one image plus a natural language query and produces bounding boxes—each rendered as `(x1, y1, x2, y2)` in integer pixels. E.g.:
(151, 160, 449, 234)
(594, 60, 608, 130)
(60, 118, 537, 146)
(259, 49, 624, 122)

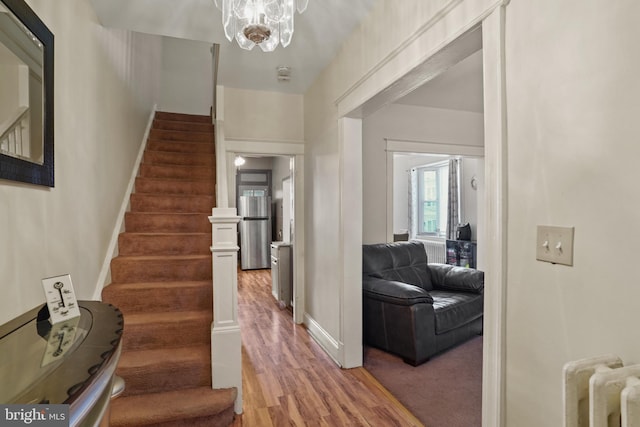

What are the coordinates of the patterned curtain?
(446, 159, 460, 240)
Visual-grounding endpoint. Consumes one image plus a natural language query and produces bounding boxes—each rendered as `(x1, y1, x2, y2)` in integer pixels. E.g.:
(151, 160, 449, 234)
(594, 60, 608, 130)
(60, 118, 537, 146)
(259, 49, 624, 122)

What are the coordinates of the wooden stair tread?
(119, 232, 209, 237)
(110, 387, 236, 426)
(123, 212, 211, 233)
(118, 232, 211, 242)
(153, 119, 213, 126)
(104, 280, 211, 290)
(113, 254, 211, 262)
(118, 345, 210, 369)
(124, 310, 211, 324)
(147, 139, 215, 146)
(116, 346, 211, 396)
(136, 177, 213, 183)
(154, 111, 212, 123)
(140, 163, 215, 170)
(125, 212, 209, 218)
(131, 193, 214, 199)
(102, 280, 211, 314)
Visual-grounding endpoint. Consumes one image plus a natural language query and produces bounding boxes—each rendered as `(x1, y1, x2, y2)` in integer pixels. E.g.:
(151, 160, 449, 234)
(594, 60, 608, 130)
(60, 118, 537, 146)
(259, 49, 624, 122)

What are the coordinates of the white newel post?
(209, 207, 243, 414)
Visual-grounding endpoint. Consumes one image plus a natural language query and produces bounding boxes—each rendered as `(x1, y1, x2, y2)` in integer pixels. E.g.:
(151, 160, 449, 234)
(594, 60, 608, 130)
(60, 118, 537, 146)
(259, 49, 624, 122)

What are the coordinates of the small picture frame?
(42, 274, 80, 324)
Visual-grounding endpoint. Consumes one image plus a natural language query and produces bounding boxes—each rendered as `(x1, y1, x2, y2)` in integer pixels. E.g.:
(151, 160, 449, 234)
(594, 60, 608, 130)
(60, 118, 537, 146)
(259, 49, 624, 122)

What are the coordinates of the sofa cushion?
(430, 290, 483, 334)
(363, 277, 433, 306)
(429, 263, 484, 294)
(363, 242, 433, 290)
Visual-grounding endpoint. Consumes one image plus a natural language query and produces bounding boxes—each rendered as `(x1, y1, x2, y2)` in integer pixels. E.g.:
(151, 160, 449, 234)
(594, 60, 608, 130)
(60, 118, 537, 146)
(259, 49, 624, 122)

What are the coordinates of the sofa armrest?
(363, 277, 433, 306)
(428, 263, 484, 294)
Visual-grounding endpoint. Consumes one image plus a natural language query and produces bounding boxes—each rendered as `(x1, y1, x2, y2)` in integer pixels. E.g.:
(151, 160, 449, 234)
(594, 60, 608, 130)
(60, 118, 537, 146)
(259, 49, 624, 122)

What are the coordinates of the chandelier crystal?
(214, 0, 309, 52)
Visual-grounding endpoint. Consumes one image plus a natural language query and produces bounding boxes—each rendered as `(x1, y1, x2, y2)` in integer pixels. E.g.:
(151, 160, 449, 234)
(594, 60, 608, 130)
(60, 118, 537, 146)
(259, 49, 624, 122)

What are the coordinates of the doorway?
(228, 153, 301, 321)
(337, 8, 509, 424)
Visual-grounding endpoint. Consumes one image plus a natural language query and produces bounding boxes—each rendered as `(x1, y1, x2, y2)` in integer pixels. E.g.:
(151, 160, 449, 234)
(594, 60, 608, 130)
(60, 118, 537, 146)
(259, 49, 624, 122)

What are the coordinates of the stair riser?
(111, 257, 212, 283)
(150, 129, 213, 143)
(143, 151, 214, 167)
(102, 284, 212, 314)
(116, 363, 211, 397)
(155, 112, 211, 123)
(139, 164, 214, 180)
(122, 317, 211, 351)
(153, 120, 213, 133)
(147, 140, 215, 154)
(153, 411, 235, 427)
(124, 213, 211, 233)
(135, 178, 214, 196)
(130, 195, 214, 213)
(118, 234, 211, 256)
(109, 388, 236, 427)
(118, 360, 211, 397)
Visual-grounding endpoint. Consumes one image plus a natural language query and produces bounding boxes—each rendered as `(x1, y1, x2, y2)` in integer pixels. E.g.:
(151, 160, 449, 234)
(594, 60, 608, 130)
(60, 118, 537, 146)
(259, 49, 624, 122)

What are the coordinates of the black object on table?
(446, 239, 477, 269)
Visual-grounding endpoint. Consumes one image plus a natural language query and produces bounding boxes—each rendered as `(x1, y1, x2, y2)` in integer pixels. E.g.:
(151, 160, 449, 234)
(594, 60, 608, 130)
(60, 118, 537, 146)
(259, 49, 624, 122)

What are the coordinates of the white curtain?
(446, 158, 460, 240)
(409, 168, 418, 240)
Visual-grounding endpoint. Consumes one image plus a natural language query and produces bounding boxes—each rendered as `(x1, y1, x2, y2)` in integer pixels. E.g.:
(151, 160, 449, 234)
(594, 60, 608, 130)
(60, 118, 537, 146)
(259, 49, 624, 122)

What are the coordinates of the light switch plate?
(536, 225, 575, 266)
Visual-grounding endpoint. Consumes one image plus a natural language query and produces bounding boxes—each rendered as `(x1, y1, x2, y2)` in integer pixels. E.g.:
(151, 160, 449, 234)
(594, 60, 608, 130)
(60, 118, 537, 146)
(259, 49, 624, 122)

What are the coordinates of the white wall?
(224, 87, 303, 142)
(0, 64, 19, 121)
(363, 103, 484, 243)
(460, 157, 481, 240)
(504, 0, 640, 425)
(0, 0, 160, 324)
(304, 124, 342, 341)
(240, 157, 273, 171)
(159, 36, 212, 116)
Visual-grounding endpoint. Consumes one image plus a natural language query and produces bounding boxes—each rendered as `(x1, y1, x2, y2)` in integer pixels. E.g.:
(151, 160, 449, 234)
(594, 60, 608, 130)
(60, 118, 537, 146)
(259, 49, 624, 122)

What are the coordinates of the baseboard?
(92, 104, 157, 300)
(304, 313, 342, 367)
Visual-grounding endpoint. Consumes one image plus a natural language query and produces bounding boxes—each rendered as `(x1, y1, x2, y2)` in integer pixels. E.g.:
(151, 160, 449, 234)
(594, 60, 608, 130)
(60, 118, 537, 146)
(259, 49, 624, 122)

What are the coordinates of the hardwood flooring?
(231, 269, 423, 426)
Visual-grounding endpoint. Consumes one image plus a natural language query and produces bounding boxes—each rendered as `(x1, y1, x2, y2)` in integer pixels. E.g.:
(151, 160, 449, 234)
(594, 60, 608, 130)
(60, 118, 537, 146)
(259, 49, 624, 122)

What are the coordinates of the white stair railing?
(209, 207, 243, 414)
(0, 106, 30, 159)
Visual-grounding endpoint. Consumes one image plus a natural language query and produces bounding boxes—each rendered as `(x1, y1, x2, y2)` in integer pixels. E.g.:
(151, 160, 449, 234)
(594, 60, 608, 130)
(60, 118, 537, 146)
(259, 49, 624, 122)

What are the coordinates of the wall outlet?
(536, 225, 574, 266)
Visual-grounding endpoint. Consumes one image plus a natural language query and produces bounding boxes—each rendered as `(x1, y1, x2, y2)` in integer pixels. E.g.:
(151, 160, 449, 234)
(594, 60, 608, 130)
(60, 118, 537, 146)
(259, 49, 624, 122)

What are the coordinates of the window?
(417, 163, 449, 237)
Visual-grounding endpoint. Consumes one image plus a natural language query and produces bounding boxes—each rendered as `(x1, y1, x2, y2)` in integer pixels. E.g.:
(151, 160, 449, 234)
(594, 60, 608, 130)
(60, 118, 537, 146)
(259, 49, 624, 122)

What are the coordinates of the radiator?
(563, 355, 640, 427)
(417, 240, 447, 264)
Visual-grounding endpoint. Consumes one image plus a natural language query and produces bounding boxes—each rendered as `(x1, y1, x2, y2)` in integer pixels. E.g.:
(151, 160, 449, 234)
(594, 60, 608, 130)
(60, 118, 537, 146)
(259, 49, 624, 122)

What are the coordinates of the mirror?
(0, 0, 53, 187)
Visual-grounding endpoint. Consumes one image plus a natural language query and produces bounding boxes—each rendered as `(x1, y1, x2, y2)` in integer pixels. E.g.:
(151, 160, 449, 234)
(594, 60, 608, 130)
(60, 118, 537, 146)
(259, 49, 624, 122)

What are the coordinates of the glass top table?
(0, 301, 123, 426)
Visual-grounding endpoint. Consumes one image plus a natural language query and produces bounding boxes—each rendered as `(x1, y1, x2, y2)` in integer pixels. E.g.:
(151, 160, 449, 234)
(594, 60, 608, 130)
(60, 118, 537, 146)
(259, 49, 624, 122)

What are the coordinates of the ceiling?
(89, 0, 483, 111)
(0, 40, 21, 65)
(394, 49, 484, 113)
(89, 0, 378, 94)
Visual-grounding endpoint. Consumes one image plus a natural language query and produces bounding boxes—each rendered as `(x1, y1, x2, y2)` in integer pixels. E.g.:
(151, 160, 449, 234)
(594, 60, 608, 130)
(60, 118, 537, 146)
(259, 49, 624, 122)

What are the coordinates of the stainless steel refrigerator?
(239, 195, 271, 270)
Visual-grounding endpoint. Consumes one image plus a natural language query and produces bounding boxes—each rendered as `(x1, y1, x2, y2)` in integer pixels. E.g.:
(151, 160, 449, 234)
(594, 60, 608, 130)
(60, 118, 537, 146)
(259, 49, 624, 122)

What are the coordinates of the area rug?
(364, 336, 483, 427)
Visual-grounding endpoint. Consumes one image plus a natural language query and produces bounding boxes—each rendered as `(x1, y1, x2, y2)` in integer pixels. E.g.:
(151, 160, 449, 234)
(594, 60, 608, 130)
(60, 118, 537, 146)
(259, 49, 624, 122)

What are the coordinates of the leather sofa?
(363, 241, 484, 366)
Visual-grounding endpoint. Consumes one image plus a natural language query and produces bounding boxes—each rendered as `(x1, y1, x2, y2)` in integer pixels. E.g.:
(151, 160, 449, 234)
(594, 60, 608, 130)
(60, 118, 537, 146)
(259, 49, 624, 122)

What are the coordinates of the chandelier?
(214, 0, 309, 52)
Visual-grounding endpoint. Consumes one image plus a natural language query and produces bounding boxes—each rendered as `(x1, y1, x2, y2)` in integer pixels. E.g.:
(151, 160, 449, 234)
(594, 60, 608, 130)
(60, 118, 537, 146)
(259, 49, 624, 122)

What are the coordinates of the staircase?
(102, 111, 236, 427)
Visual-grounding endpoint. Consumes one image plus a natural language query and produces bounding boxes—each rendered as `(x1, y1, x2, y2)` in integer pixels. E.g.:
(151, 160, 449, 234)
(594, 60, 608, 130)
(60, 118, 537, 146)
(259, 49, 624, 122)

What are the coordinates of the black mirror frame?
(0, 0, 54, 187)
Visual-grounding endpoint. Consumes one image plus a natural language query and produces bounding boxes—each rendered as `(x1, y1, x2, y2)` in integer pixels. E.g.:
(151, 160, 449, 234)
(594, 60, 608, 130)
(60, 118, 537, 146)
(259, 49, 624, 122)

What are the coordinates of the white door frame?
(282, 176, 293, 243)
(224, 139, 306, 325)
(336, 3, 509, 427)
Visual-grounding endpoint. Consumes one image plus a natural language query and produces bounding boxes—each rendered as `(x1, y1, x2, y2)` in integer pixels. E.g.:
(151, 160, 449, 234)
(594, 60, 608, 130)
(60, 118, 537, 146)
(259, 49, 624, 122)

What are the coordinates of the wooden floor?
(231, 269, 423, 427)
